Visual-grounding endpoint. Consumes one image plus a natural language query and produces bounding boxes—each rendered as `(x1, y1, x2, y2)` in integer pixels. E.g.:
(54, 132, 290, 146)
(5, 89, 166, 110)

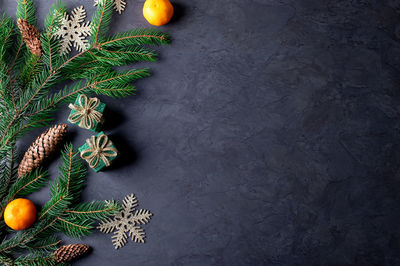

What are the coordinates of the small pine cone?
(17, 19, 42, 57)
(18, 124, 67, 178)
(54, 244, 91, 263)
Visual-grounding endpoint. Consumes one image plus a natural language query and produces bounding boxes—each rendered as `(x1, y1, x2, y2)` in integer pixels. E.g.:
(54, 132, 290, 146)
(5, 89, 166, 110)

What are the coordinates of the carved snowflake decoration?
(98, 194, 153, 249)
(55, 6, 91, 55)
(94, 0, 127, 14)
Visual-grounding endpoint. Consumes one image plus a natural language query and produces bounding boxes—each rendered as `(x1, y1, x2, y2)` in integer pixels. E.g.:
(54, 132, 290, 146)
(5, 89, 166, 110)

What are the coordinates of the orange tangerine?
(143, 0, 174, 26)
(4, 198, 37, 230)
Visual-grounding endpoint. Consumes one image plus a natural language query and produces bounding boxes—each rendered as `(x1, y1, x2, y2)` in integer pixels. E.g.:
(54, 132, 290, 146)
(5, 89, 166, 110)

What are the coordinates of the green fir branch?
(16, 0, 36, 26)
(0, 14, 15, 67)
(40, 143, 86, 220)
(90, 0, 114, 45)
(56, 216, 92, 238)
(2, 169, 49, 202)
(13, 253, 58, 266)
(100, 28, 171, 48)
(19, 54, 43, 88)
(65, 200, 121, 221)
(42, 0, 67, 71)
(26, 236, 61, 253)
(90, 68, 150, 97)
(0, 147, 17, 200)
(93, 46, 158, 66)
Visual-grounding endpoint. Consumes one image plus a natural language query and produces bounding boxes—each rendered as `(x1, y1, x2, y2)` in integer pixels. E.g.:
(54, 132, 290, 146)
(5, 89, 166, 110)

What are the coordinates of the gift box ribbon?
(69, 94, 102, 129)
(80, 134, 117, 168)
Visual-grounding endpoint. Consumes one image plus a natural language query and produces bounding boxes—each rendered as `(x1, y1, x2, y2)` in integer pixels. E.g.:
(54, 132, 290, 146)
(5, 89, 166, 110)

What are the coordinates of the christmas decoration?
(17, 19, 42, 56)
(98, 194, 153, 249)
(0, 0, 169, 263)
(143, 0, 174, 26)
(18, 124, 67, 178)
(55, 5, 91, 55)
(68, 94, 105, 131)
(79, 132, 118, 172)
(94, 0, 127, 14)
(3, 198, 37, 230)
(0, 144, 122, 265)
(54, 244, 91, 263)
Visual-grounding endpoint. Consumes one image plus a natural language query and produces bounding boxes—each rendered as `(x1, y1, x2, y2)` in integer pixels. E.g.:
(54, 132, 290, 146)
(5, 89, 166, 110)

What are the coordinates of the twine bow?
(69, 94, 102, 129)
(80, 134, 117, 168)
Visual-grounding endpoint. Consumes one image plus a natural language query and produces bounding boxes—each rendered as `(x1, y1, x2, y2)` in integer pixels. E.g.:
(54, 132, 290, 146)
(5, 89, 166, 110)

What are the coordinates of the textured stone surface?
(4, 0, 400, 265)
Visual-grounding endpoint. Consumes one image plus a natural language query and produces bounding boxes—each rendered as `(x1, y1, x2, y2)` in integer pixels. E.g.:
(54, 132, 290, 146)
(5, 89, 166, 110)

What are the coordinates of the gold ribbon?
(69, 94, 103, 129)
(80, 134, 117, 168)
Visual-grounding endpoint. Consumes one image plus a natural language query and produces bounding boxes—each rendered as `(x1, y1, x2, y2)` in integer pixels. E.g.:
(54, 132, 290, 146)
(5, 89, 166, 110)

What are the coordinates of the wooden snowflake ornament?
(94, 0, 127, 14)
(55, 6, 91, 55)
(98, 194, 153, 249)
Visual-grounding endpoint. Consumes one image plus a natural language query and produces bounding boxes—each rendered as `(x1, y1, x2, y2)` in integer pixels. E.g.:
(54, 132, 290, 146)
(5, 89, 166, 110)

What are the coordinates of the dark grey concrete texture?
(3, 0, 400, 265)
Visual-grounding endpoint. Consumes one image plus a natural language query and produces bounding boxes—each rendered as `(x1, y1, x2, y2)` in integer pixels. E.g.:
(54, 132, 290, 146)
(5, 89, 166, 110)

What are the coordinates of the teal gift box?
(68, 94, 106, 132)
(79, 132, 118, 172)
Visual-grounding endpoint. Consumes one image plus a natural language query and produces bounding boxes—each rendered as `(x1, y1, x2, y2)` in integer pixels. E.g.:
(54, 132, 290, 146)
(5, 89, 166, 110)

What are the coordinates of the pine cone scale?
(17, 19, 42, 57)
(54, 244, 91, 263)
(18, 124, 67, 178)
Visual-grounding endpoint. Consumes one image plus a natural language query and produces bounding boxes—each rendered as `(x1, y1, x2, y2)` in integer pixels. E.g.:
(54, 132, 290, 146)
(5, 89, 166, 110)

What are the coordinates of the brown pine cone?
(18, 124, 67, 178)
(54, 244, 91, 263)
(17, 19, 42, 57)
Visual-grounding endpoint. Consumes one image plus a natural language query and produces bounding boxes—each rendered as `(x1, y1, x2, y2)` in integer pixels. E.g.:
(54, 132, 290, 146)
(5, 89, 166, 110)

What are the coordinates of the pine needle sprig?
(42, 0, 68, 71)
(40, 143, 86, 220)
(0, 62, 14, 112)
(89, 68, 150, 97)
(93, 46, 158, 66)
(26, 236, 61, 254)
(19, 54, 43, 88)
(12, 253, 59, 266)
(3, 169, 49, 200)
(66, 200, 121, 221)
(0, 14, 15, 66)
(0, 147, 18, 200)
(16, 0, 36, 26)
(100, 28, 171, 48)
(56, 216, 93, 239)
(91, 0, 114, 46)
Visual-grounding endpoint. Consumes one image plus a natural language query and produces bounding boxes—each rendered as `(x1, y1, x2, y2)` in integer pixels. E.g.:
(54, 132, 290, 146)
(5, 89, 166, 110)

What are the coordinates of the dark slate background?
(3, 0, 400, 265)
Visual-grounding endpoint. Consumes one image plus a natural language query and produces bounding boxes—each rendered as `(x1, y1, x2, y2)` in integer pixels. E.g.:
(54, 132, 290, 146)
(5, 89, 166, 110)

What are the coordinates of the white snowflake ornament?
(94, 0, 127, 14)
(55, 6, 91, 55)
(98, 194, 153, 249)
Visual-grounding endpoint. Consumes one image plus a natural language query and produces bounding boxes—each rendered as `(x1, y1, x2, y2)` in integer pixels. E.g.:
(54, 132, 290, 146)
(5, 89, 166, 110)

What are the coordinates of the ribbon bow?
(69, 94, 103, 129)
(80, 134, 117, 168)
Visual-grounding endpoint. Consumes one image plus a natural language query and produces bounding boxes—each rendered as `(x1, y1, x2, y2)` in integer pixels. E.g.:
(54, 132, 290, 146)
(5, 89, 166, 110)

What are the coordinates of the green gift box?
(68, 94, 106, 132)
(79, 132, 118, 172)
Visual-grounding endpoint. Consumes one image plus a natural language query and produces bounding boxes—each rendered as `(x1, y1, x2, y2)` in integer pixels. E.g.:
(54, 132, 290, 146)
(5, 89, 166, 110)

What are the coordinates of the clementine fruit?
(143, 0, 174, 26)
(4, 198, 37, 230)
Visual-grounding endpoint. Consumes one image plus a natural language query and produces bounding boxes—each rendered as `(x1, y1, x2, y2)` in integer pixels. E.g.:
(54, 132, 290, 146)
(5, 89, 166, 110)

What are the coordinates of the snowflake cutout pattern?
(55, 6, 91, 55)
(98, 194, 153, 249)
(94, 0, 127, 14)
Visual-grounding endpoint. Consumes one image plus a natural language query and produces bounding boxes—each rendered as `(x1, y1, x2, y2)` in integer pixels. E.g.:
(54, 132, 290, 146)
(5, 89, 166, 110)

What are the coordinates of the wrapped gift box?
(79, 132, 118, 172)
(68, 94, 106, 132)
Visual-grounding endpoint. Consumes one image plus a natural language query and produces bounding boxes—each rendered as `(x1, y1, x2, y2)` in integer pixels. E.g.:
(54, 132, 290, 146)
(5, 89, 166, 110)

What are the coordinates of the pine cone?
(18, 124, 67, 178)
(17, 19, 42, 57)
(54, 244, 91, 263)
